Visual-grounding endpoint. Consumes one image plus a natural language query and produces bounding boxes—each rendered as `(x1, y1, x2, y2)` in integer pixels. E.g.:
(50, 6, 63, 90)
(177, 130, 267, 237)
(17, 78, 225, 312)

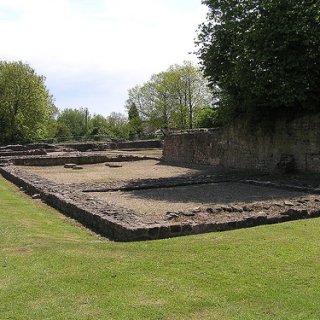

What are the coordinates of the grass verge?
(1, 175, 320, 319)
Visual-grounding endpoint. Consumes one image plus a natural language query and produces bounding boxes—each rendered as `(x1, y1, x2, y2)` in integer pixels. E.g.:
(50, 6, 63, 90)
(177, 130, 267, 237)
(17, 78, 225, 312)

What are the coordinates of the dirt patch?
(16, 247, 32, 254)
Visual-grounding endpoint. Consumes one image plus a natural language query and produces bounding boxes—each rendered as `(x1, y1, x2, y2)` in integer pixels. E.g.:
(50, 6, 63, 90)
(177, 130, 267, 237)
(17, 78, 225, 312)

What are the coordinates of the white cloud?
(0, 0, 208, 115)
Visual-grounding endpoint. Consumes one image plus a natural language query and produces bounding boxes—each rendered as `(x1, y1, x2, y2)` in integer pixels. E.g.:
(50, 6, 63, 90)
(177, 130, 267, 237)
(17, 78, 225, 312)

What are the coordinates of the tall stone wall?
(163, 114, 320, 173)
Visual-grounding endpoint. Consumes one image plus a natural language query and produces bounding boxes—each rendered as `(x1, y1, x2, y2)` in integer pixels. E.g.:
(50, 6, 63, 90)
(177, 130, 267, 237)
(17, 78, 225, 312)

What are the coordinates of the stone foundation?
(5, 154, 159, 166)
(0, 149, 47, 157)
(1, 164, 320, 241)
(163, 114, 320, 173)
(59, 140, 162, 152)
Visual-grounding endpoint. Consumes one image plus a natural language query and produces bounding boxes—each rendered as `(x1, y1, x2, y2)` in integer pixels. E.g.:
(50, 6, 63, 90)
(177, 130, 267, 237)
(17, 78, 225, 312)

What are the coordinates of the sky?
(0, 0, 208, 116)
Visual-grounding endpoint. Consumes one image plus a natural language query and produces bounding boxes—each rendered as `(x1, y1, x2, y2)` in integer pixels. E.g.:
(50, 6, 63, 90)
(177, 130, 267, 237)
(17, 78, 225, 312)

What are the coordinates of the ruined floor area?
(19, 160, 200, 184)
(19, 158, 319, 226)
(89, 183, 305, 220)
(1, 144, 320, 240)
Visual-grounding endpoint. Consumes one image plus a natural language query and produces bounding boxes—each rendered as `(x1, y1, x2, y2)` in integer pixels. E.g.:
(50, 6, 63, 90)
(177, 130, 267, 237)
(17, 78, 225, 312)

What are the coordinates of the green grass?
(1, 176, 320, 319)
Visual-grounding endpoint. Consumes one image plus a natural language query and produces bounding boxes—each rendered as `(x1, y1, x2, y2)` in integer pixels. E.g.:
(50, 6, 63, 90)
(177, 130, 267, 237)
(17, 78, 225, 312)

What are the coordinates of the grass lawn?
(1, 176, 320, 320)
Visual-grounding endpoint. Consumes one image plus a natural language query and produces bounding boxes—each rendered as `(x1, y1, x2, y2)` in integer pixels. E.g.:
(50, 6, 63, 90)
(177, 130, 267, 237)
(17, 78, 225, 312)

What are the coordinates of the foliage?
(54, 122, 72, 138)
(2, 176, 320, 319)
(57, 107, 90, 137)
(127, 102, 143, 138)
(55, 108, 130, 140)
(194, 106, 219, 128)
(196, 0, 320, 122)
(126, 61, 213, 130)
(105, 112, 129, 139)
(89, 114, 109, 136)
(0, 61, 56, 143)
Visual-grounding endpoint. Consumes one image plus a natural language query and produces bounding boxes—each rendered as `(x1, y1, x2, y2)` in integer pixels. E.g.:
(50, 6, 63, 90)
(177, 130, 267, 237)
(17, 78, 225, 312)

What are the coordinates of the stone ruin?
(0, 136, 320, 241)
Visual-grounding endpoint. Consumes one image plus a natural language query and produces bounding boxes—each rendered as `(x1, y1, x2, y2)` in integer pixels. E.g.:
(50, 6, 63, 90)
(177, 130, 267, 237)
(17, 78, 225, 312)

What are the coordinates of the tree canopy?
(127, 103, 143, 138)
(56, 108, 130, 140)
(126, 61, 213, 130)
(196, 0, 320, 122)
(57, 107, 89, 137)
(0, 61, 56, 143)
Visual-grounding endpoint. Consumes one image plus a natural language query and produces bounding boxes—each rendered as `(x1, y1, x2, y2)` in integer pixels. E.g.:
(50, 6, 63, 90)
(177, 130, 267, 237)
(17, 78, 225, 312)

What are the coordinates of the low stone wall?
(59, 140, 162, 152)
(58, 142, 116, 152)
(163, 114, 320, 173)
(26, 143, 57, 150)
(116, 139, 162, 149)
(1, 165, 320, 241)
(0, 140, 162, 154)
(0, 165, 218, 241)
(0, 143, 57, 151)
(0, 144, 27, 151)
(0, 149, 47, 157)
(9, 154, 157, 166)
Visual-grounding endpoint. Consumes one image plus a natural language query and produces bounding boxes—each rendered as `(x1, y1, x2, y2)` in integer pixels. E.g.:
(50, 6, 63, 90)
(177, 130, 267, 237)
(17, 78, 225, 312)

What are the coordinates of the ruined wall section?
(163, 114, 320, 173)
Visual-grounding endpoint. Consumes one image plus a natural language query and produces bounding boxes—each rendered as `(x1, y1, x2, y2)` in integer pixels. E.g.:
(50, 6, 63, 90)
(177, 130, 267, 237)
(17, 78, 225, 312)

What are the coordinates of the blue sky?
(0, 0, 207, 116)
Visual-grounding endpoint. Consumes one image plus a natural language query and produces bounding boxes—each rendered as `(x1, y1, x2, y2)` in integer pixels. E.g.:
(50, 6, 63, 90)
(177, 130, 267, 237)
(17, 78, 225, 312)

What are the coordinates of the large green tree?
(0, 61, 56, 143)
(106, 112, 129, 139)
(196, 0, 320, 121)
(126, 61, 213, 130)
(127, 103, 143, 138)
(89, 114, 109, 136)
(56, 108, 129, 140)
(56, 107, 90, 137)
(169, 61, 213, 129)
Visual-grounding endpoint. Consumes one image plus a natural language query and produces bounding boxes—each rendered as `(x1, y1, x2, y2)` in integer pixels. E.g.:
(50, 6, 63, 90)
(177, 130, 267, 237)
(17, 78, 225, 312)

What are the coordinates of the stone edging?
(5, 154, 160, 166)
(1, 165, 320, 241)
(242, 179, 320, 194)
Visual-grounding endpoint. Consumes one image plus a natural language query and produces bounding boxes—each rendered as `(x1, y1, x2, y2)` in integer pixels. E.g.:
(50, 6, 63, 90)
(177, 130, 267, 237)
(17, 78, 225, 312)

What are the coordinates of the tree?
(194, 107, 218, 128)
(106, 112, 129, 139)
(126, 61, 213, 130)
(54, 122, 71, 138)
(0, 61, 56, 143)
(127, 102, 143, 138)
(89, 114, 109, 135)
(56, 109, 130, 140)
(196, 0, 320, 122)
(57, 107, 90, 137)
(170, 61, 214, 129)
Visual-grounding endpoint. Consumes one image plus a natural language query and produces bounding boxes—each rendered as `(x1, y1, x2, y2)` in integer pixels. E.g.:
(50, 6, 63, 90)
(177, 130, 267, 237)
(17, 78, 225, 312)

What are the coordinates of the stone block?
(64, 163, 77, 168)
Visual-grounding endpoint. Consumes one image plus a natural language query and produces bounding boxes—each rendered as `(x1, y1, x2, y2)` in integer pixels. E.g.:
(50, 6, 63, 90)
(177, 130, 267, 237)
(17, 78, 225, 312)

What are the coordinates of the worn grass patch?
(1, 175, 320, 319)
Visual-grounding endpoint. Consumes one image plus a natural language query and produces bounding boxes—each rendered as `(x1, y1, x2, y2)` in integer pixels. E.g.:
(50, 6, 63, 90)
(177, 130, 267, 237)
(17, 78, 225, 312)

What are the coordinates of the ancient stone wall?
(10, 154, 158, 166)
(163, 114, 320, 173)
(58, 142, 116, 152)
(2, 165, 319, 241)
(59, 140, 162, 152)
(116, 139, 163, 149)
